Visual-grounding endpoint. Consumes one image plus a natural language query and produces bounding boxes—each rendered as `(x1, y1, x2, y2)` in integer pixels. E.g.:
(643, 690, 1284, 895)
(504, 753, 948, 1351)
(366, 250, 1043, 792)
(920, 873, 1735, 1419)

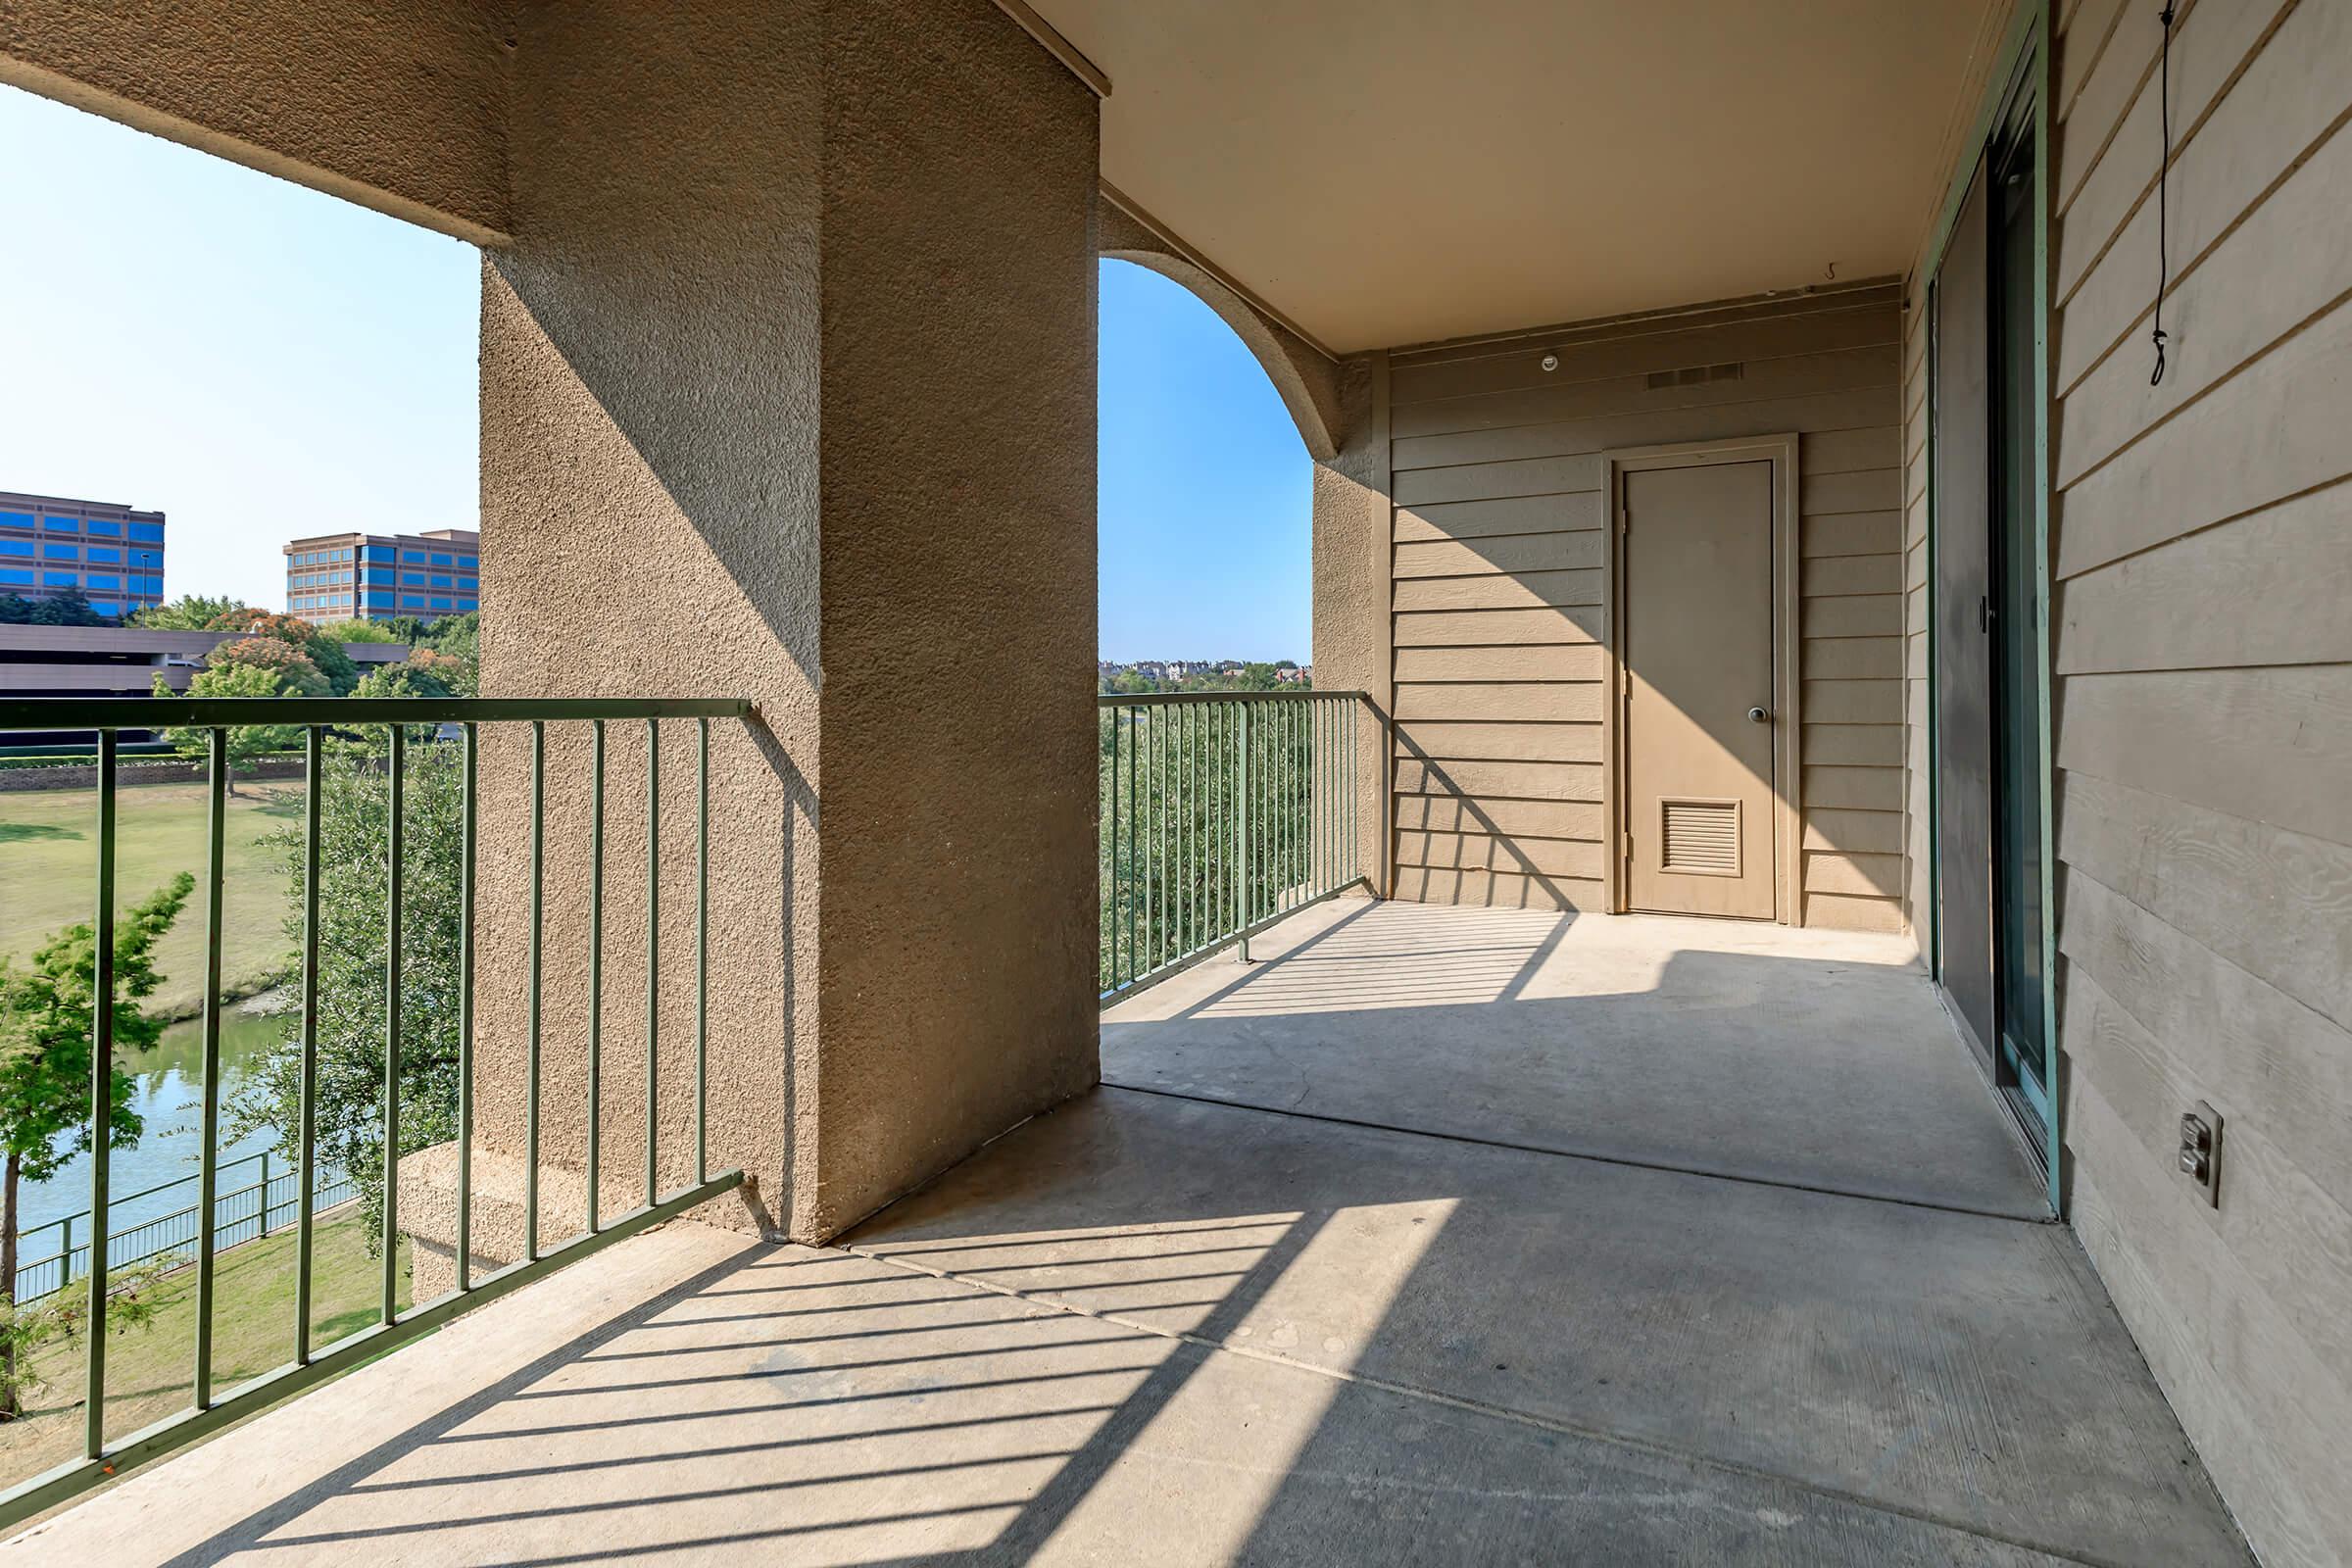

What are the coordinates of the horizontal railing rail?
(0, 695, 751, 1526)
(13, 1152, 354, 1304)
(1098, 690, 1367, 1004)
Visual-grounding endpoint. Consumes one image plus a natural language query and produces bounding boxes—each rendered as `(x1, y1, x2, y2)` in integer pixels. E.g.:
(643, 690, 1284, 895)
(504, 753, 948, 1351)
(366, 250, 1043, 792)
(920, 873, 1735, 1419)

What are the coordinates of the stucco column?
(460, 0, 1102, 1249)
(1312, 353, 1396, 895)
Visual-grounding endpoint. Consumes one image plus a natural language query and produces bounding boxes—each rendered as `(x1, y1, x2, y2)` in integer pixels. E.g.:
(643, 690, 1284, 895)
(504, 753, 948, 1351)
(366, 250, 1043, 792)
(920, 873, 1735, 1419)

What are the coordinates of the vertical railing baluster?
(695, 716, 710, 1186)
(84, 730, 118, 1461)
(296, 726, 320, 1353)
(1239, 703, 1252, 956)
(193, 728, 227, 1407)
(1133, 705, 1143, 987)
(1154, 707, 1165, 972)
(586, 720, 605, 1235)
(645, 719, 661, 1207)
(526, 720, 544, 1262)
(382, 723, 405, 1325)
(456, 722, 475, 1293)
(1109, 704, 1121, 992)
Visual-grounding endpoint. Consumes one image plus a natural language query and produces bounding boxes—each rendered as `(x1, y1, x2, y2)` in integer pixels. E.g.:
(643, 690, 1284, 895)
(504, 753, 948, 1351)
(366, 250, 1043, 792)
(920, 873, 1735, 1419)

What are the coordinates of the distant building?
(0, 623, 410, 745)
(285, 527, 479, 624)
(0, 490, 167, 619)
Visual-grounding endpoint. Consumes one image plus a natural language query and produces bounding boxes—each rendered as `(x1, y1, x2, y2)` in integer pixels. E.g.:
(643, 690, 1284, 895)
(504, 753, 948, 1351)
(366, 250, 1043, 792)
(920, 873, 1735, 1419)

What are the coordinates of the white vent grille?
(1659, 798, 1740, 876)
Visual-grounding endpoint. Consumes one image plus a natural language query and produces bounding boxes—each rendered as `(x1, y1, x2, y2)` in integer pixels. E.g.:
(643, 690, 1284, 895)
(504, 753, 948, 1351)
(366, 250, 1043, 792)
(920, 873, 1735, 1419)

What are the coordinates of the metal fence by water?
(11, 1152, 355, 1304)
(1099, 690, 1367, 1003)
(0, 696, 750, 1527)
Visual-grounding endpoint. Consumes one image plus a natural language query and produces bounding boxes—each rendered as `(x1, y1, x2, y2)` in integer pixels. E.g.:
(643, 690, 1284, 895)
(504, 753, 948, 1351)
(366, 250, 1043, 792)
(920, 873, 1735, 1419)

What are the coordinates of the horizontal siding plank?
(1392, 864, 1604, 912)
(2056, 479, 2352, 674)
(1396, 720, 1602, 764)
(1394, 757, 1603, 802)
(1395, 492, 1606, 542)
(2057, 297, 2352, 577)
(1803, 850, 1903, 898)
(1391, 387, 1896, 470)
(2057, 665, 2352, 846)
(1389, 299, 1898, 402)
(1804, 764, 1903, 811)
(1394, 532, 1602, 578)
(1394, 605, 1604, 647)
(1801, 425, 1903, 474)
(1391, 345, 1898, 442)
(1394, 454, 1603, 508)
(1393, 683, 1603, 722)
(1803, 678, 1903, 723)
(1802, 594, 1903, 638)
(1801, 891, 1907, 933)
(1800, 467, 1903, 515)
(2057, 106, 2352, 491)
(2060, 960, 2352, 1386)
(2057, 0, 2352, 391)
(1393, 568, 1602, 612)
(1395, 831, 1606, 880)
(1393, 794, 1605, 839)
(1801, 555, 1902, 597)
(2061, 866, 2352, 1235)
(1802, 722, 1903, 767)
(1802, 636, 1904, 680)
(1393, 644, 1605, 682)
(1803, 807, 1906, 856)
(1801, 510, 1903, 558)
(2059, 768, 2352, 1029)
(2057, 0, 2296, 299)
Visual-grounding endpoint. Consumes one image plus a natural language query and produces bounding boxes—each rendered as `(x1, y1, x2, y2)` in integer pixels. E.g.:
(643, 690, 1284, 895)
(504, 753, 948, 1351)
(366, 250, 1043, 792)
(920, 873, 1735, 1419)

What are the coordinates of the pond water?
(15, 1006, 293, 1265)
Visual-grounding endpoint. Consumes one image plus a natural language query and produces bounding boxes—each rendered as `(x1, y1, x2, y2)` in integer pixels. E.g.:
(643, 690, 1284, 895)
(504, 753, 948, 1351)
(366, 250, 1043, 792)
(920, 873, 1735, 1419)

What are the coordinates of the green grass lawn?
(0, 1208, 411, 1491)
(0, 779, 302, 1019)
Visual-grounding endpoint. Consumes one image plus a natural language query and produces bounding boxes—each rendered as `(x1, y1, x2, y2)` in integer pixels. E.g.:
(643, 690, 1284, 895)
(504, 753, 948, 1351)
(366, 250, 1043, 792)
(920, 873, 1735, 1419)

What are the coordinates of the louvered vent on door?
(1659, 798, 1740, 876)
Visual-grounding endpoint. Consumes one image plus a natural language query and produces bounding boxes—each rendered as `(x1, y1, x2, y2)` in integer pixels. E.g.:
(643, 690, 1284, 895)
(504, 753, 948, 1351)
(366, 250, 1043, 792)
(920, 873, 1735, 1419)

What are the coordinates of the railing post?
(83, 729, 117, 1461)
(194, 728, 226, 1409)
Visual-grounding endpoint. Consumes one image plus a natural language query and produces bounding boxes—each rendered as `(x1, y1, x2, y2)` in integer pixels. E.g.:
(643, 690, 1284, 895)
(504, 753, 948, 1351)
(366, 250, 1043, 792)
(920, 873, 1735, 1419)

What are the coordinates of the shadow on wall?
(1389, 492, 1904, 911)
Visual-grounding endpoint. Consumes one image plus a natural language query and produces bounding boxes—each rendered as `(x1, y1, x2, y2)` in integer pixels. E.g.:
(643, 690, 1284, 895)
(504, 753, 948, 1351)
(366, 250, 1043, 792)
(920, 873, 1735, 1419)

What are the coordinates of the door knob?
(1747, 707, 1772, 724)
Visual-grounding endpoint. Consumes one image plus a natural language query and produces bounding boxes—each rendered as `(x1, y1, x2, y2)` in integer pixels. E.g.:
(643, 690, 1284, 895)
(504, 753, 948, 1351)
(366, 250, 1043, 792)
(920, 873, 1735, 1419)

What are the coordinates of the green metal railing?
(0, 696, 750, 1527)
(1099, 690, 1367, 1003)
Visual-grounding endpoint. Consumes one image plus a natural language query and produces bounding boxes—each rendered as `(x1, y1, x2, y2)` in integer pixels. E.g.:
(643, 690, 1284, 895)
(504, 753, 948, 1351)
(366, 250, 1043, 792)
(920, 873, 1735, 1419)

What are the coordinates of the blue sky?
(1, 85, 1313, 661)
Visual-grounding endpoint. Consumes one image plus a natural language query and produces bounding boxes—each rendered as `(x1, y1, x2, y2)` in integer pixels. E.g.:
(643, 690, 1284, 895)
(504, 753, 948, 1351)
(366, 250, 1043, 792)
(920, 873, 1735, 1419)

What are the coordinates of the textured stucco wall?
(475, 0, 825, 1238)
(472, 0, 1099, 1242)
(811, 0, 1102, 1237)
(0, 0, 512, 240)
(1311, 354, 1394, 891)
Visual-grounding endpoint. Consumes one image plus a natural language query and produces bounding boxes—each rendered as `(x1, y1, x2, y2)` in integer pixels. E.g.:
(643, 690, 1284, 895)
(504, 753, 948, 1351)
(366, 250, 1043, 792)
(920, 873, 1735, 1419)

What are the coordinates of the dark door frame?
(1921, 4, 2060, 1213)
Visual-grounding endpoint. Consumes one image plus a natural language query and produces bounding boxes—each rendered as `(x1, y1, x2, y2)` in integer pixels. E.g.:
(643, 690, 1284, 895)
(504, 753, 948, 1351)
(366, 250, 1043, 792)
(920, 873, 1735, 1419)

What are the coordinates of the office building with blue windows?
(0, 489, 168, 617)
(285, 527, 479, 624)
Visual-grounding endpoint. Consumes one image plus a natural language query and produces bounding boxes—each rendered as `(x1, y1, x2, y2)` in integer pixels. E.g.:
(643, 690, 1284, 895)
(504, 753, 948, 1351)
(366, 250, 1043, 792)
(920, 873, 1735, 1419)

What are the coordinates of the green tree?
(130, 595, 245, 630)
(150, 661, 306, 795)
(0, 874, 193, 1417)
(232, 737, 465, 1253)
(313, 618, 401, 646)
(0, 588, 109, 627)
(210, 636, 330, 697)
(203, 609, 362, 696)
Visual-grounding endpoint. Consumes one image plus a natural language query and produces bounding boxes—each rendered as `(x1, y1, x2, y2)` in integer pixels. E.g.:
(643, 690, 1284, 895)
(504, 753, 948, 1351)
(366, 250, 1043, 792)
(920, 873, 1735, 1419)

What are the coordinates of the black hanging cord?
(2151, 4, 2176, 386)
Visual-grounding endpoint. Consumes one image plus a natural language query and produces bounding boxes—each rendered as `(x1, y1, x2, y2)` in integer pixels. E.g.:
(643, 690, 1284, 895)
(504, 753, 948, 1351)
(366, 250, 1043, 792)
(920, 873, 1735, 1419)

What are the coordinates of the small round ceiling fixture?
(1540, 354, 1559, 372)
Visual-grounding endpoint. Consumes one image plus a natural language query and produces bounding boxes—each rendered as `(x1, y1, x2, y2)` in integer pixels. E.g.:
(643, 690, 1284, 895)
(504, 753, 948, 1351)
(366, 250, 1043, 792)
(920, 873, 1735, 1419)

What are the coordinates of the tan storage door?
(1623, 460, 1777, 918)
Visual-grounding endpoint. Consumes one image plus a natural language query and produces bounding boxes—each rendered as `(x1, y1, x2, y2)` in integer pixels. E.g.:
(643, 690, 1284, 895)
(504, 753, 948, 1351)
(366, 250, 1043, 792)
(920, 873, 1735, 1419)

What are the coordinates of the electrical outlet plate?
(2178, 1101, 2222, 1206)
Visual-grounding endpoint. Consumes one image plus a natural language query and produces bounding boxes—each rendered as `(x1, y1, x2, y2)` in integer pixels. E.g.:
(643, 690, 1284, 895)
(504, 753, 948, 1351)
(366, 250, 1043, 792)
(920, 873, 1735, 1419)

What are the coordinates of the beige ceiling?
(1033, 0, 2005, 354)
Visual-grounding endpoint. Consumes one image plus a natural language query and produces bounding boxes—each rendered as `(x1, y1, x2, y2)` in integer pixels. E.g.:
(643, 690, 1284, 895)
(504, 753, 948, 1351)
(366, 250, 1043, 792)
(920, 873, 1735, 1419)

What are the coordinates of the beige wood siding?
(1383, 285, 1908, 929)
(2052, 1, 2352, 1559)
(1896, 3, 2352, 1561)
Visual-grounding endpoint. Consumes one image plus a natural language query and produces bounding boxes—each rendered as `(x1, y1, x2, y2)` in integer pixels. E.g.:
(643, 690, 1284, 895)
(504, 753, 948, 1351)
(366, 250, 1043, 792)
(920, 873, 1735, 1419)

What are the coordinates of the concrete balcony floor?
(11, 900, 2250, 1567)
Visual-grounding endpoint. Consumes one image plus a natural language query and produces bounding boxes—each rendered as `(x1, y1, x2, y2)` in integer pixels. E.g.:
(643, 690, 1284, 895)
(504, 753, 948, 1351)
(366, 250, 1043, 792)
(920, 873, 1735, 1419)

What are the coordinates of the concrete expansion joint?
(1097, 1082, 2064, 1228)
(832, 1236, 2130, 1568)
